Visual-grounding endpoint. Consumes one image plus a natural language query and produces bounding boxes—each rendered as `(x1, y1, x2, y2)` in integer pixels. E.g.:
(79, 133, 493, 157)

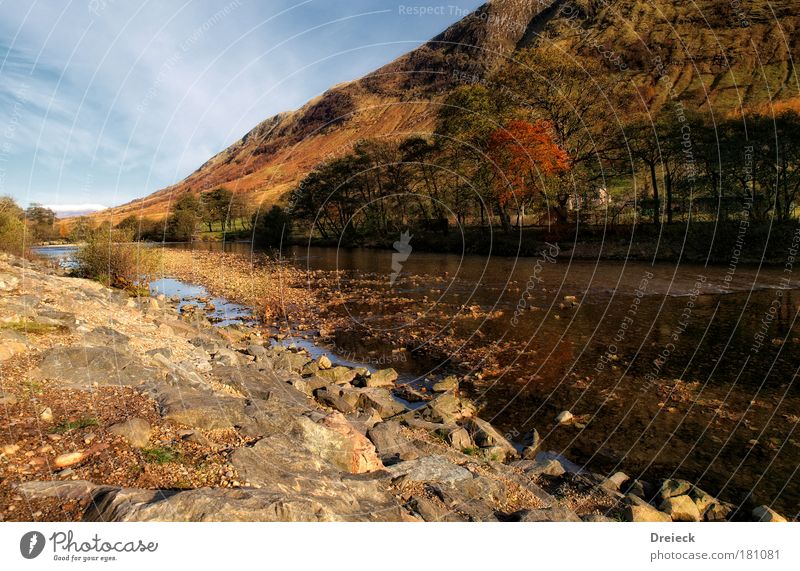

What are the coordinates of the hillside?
(90, 0, 799, 223)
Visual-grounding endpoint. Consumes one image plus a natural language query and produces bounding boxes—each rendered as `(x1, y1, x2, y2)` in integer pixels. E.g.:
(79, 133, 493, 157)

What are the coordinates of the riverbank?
(2, 252, 788, 521)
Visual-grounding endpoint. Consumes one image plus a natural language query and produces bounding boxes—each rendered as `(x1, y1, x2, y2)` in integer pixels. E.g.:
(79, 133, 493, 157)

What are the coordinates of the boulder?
(82, 326, 130, 346)
(273, 351, 311, 373)
(364, 368, 398, 387)
(367, 421, 420, 465)
(752, 505, 787, 522)
(19, 479, 408, 522)
(658, 478, 693, 500)
(357, 388, 407, 419)
(213, 367, 308, 407)
(602, 471, 630, 492)
(213, 347, 244, 367)
(421, 393, 476, 424)
(446, 427, 473, 450)
(521, 429, 541, 459)
(159, 387, 250, 430)
(386, 455, 472, 483)
(623, 495, 672, 522)
(514, 506, 581, 522)
(463, 417, 517, 461)
(297, 412, 383, 473)
(316, 366, 357, 385)
(108, 418, 151, 448)
(431, 375, 458, 393)
(315, 385, 361, 414)
(703, 501, 732, 521)
(661, 494, 701, 522)
(34, 345, 158, 388)
(0, 337, 27, 361)
(317, 355, 332, 370)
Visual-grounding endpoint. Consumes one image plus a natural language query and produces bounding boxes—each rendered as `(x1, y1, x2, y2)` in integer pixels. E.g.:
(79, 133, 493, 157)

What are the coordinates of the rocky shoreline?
(0, 253, 789, 522)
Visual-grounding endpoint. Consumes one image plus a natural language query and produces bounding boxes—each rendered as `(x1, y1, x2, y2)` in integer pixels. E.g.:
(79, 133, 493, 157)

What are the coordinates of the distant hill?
(88, 0, 799, 223)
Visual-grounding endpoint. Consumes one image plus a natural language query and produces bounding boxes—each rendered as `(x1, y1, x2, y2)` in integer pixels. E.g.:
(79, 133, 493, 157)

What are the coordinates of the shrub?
(0, 210, 26, 256)
(75, 227, 161, 292)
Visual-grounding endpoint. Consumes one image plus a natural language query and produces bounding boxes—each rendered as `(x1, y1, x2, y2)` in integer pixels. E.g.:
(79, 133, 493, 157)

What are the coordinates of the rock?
(2, 444, 20, 456)
(659, 478, 693, 500)
(317, 355, 332, 369)
(582, 514, 615, 522)
(602, 471, 630, 492)
(532, 451, 584, 474)
(514, 506, 581, 522)
(555, 410, 574, 425)
(19, 480, 408, 522)
(420, 393, 476, 424)
(315, 385, 360, 414)
(521, 429, 541, 459)
(623, 478, 652, 499)
(752, 505, 787, 522)
(316, 366, 357, 385)
(297, 412, 383, 473)
(213, 367, 308, 407)
(661, 494, 701, 522)
(367, 421, 420, 465)
(387, 455, 472, 483)
(703, 501, 732, 521)
(463, 417, 517, 461)
(623, 496, 672, 522)
(520, 458, 566, 477)
(291, 375, 330, 397)
(0, 338, 27, 361)
(346, 410, 383, 435)
(431, 375, 458, 392)
(246, 344, 267, 359)
(82, 326, 130, 346)
(40, 407, 53, 422)
(108, 418, 151, 448)
(446, 427, 473, 450)
(393, 384, 430, 402)
(159, 388, 250, 430)
(35, 346, 158, 388)
(357, 388, 407, 419)
(213, 347, 243, 367)
(688, 487, 716, 514)
(273, 351, 311, 374)
(364, 368, 398, 387)
(54, 451, 86, 468)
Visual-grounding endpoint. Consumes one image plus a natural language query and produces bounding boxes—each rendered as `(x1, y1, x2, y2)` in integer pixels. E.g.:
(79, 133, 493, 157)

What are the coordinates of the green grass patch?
(461, 446, 479, 456)
(141, 446, 180, 464)
(53, 417, 99, 433)
(0, 320, 66, 335)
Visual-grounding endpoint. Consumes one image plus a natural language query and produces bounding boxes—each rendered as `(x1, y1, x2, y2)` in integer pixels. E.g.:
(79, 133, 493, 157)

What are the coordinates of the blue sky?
(0, 0, 483, 213)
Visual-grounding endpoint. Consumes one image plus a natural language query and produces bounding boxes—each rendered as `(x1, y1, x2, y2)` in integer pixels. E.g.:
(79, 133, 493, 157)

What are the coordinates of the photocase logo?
(20, 531, 45, 559)
(390, 230, 413, 285)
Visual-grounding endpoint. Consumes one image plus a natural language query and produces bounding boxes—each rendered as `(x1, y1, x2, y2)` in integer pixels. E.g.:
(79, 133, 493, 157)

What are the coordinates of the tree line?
(287, 45, 800, 241)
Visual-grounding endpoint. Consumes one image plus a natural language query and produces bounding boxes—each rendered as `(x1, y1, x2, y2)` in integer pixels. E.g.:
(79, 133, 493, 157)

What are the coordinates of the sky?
(0, 0, 483, 213)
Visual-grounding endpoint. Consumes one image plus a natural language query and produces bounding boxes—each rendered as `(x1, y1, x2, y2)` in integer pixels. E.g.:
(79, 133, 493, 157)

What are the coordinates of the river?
(35, 242, 800, 516)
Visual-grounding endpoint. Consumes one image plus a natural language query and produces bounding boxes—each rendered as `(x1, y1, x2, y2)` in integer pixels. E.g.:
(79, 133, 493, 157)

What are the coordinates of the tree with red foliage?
(487, 119, 570, 227)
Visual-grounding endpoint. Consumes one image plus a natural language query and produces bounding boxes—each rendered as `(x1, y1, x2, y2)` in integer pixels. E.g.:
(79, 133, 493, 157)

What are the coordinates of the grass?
(0, 320, 67, 335)
(53, 417, 99, 434)
(462, 446, 480, 456)
(141, 446, 180, 464)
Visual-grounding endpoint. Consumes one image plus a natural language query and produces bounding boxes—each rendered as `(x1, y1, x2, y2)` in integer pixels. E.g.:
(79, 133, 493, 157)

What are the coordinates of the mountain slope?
(93, 0, 799, 222)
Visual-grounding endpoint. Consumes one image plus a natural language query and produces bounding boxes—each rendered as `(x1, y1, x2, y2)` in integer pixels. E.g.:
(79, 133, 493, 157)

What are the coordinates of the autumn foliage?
(487, 120, 570, 207)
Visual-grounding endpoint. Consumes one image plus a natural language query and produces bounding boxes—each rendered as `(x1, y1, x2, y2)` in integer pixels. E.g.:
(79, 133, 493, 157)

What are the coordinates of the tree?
(0, 196, 25, 255)
(253, 205, 290, 249)
(69, 216, 93, 243)
(25, 204, 57, 241)
(487, 119, 570, 225)
(200, 187, 233, 232)
(166, 193, 200, 242)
